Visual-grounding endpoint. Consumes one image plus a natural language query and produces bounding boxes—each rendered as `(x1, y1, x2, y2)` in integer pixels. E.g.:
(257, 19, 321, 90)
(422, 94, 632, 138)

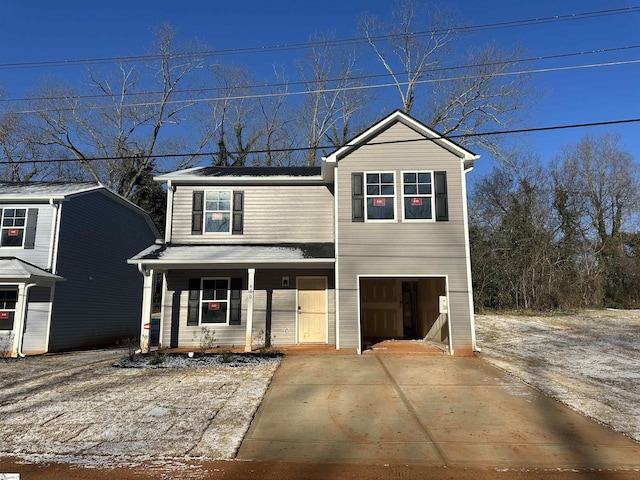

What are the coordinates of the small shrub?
(117, 337, 139, 360)
(194, 326, 217, 353)
(220, 349, 234, 363)
(149, 350, 165, 365)
(0, 332, 14, 359)
(253, 329, 277, 353)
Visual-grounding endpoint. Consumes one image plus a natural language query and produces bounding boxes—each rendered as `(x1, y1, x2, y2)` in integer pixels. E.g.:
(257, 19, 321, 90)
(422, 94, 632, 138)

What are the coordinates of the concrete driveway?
(237, 355, 640, 468)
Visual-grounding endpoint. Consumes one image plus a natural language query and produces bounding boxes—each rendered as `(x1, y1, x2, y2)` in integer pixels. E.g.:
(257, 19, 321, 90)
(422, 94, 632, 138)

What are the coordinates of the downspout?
(164, 180, 174, 243)
(50, 200, 63, 274)
(462, 160, 478, 353)
(17, 282, 37, 357)
(47, 199, 61, 272)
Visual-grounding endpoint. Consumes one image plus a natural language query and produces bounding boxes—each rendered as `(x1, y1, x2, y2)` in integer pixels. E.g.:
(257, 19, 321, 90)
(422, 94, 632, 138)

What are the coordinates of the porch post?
(244, 268, 255, 352)
(139, 267, 153, 354)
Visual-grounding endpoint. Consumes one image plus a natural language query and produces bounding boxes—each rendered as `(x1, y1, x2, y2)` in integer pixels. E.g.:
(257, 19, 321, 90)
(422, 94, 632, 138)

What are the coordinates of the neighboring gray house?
(129, 110, 479, 355)
(0, 182, 160, 357)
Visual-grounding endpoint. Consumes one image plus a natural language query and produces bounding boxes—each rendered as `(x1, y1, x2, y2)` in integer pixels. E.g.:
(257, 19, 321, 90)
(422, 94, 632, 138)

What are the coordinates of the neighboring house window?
(0, 289, 17, 330)
(192, 191, 244, 235)
(187, 277, 243, 326)
(1, 209, 26, 247)
(402, 171, 435, 221)
(365, 172, 396, 221)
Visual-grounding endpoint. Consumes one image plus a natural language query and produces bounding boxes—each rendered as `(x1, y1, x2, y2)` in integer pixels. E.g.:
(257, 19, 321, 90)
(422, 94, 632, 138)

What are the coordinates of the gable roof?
(324, 110, 479, 168)
(0, 181, 161, 239)
(0, 181, 101, 200)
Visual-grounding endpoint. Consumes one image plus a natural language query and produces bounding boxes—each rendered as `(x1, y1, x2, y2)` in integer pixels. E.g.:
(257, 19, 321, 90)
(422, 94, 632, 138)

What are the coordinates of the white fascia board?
(128, 258, 335, 266)
(154, 175, 328, 186)
(326, 110, 480, 163)
(0, 195, 69, 203)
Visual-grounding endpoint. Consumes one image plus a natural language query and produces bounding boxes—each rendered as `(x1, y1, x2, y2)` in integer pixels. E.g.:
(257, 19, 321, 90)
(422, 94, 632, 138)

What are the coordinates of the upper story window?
(402, 172, 435, 221)
(192, 190, 244, 236)
(365, 172, 396, 221)
(1, 209, 26, 247)
(204, 191, 231, 233)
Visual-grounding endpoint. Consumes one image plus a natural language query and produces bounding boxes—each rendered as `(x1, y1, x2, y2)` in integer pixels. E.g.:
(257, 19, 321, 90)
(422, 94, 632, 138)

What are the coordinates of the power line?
(2, 44, 638, 105)
(0, 6, 638, 71)
(5, 56, 640, 116)
(1, 117, 638, 165)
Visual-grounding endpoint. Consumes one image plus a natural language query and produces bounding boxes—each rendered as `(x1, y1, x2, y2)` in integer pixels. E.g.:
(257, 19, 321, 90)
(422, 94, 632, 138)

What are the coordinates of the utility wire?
(5, 57, 640, 116)
(2, 44, 638, 105)
(0, 5, 638, 70)
(1, 117, 638, 165)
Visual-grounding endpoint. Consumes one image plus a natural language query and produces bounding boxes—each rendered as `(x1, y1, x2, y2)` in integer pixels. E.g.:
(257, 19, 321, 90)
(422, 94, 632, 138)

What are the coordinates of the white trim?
(128, 258, 335, 267)
(296, 276, 329, 344)
(47, 201, 60, 271)
(202, 189, 233, 235)
(0, 207, 27, 249)
(355, 274, 451, 355)
(244, 268, 255, 352)
(364, 171, 397, 223)
(334, 170, 340, 350)
(43, 283, 55, 354)
(159, 272, 168, 349)
(461, 164, 477, 352)
(400, 170, 436, 223)
(199, 277, 231, 325)
(326, 110, 479, 163)
(51, 201, 63, 274)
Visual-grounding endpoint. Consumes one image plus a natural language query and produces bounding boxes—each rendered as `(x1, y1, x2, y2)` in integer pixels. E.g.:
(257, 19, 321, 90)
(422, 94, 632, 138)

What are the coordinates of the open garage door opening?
(359, 277, 448, 351)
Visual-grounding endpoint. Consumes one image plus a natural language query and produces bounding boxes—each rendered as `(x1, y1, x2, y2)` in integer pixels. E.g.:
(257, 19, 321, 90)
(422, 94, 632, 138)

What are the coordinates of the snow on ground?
(475, 309, 640, 443)
(0, 349, 280, 478)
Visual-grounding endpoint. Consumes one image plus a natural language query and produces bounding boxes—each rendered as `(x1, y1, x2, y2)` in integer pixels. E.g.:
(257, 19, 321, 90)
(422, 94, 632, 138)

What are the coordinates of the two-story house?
(0, 182, 160, 357)
(129, 110, 478, 355)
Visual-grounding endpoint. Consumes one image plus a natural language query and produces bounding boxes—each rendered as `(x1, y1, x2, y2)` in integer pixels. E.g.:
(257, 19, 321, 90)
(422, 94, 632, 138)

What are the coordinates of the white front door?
(297, 277, 327, 343)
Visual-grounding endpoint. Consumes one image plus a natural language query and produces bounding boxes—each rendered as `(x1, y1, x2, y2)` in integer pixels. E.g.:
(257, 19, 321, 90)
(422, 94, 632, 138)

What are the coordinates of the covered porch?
(128, 243, 335, 353)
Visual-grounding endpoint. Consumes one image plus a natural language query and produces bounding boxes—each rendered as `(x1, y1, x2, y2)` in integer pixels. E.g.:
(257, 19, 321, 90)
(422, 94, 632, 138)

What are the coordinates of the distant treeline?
(470, 133, 640, 311)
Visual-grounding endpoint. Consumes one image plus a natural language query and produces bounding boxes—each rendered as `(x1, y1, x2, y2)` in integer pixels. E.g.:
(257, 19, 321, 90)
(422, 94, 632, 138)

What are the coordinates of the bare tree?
(26, 24, 207, 198)
(297, 32, 370, 166)
(362, 0, 532, 161)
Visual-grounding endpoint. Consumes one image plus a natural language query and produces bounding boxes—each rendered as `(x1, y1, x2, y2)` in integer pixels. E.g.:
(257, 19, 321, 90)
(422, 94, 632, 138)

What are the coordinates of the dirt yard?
(475, 309, 640, 443)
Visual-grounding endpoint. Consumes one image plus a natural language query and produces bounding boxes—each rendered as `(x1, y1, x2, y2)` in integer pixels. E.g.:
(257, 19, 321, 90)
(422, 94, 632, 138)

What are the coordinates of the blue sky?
(0, 0, 639, 180)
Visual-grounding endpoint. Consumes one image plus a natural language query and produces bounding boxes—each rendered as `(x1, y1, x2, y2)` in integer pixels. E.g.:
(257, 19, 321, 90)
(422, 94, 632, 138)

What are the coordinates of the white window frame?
(364, 171, 397, 222)
(0, 208, 27, 248)
(199, 277, 231, 325)
(401, 170, 436, 223)
(203, 190, 233, 234)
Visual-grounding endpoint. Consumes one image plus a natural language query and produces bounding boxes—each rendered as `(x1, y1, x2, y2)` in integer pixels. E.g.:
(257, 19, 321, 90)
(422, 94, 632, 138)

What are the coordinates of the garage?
(359, 277, 448, 349)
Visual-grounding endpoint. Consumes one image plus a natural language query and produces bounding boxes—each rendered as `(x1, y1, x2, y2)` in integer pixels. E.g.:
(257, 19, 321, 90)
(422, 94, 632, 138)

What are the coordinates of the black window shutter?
(229, 277, 242, 325)
(434, 171, 448, 222)
(191, 191, 203, 234)
(24, 208, 38, 249)
(232, 191, 244, 235)
(187, 278, 200, 326)
(352, 172, 364, 222)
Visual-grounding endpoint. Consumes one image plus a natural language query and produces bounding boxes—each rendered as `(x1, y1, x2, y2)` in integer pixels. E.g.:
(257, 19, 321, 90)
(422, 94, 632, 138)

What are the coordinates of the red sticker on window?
(212, 213, 223, 220)
(0, 311, 9, 319)
(8, 229, 18, 236)
(208, 302, 220, 311)
(411, 197, 423, 206)
(373, 198, 386, 207)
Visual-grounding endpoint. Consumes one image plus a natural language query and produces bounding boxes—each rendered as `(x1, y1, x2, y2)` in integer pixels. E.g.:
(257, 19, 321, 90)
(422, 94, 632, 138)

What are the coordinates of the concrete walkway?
(237, 355, 640, 468)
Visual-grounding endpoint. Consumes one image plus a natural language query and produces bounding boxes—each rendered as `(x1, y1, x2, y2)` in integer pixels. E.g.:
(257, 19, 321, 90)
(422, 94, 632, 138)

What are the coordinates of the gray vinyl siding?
(336, 121, 474, 352)
(170, 185, 334, 244)
(22, 286, 52, 354)
(162, 268, 336, 348)
(0, 203, 55, 269)
(49, 190, 158, 352)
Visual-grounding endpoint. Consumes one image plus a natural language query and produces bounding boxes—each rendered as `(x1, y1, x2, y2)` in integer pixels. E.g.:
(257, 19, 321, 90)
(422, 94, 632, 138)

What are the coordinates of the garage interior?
(360, 277, 448, 350)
